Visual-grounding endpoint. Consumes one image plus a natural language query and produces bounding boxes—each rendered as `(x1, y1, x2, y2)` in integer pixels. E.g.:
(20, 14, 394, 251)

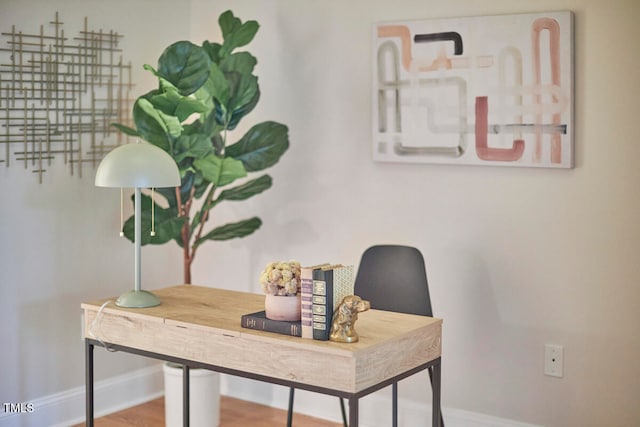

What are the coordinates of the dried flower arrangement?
(259, 261, 301, 296)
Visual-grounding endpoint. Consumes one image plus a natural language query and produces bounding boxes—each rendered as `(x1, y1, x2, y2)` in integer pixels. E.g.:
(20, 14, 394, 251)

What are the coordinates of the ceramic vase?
(264, 294, 301, 321)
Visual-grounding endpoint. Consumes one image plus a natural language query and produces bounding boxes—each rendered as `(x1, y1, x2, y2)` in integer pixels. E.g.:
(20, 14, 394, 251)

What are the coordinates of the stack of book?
(241, 263, 355, 340)
(311, 264, 354, 340)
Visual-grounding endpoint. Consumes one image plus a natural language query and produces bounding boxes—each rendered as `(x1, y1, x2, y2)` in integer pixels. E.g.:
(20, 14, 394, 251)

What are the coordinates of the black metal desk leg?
(349, 397, 358, 427)
(287, 388, 295, 427)
(392, 382, 398, 427)
(432, 361, 442, 427)
(183, 365, 190, 427)
(85, 340, 94, 427)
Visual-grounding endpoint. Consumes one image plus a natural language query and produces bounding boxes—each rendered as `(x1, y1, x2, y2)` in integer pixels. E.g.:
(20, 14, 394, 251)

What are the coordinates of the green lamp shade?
(95, 141, 181, 188)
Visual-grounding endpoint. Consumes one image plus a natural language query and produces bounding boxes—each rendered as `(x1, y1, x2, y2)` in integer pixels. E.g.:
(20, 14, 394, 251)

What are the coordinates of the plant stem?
(180, 185, 197, 283)
(187, 129, 227, 278)
(176, 187, 191, 284)
(189, 184, 216, 271)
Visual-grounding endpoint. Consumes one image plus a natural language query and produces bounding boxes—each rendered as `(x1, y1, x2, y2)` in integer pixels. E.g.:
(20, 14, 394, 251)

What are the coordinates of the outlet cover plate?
(544, 344, 564, 377)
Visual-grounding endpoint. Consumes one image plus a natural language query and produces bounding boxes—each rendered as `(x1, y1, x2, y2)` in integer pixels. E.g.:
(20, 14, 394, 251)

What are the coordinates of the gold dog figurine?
(329, 295, 371, 343)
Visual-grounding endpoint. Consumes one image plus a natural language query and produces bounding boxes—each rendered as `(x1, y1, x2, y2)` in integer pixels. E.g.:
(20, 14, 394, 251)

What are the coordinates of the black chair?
(287, 245, 444, 427)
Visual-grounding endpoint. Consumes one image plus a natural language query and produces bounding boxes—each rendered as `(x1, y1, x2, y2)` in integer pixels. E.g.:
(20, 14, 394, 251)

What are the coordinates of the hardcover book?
(241, 311, 301, 337)
(301, 263, 330, 339)
(311, 265, 355, 340)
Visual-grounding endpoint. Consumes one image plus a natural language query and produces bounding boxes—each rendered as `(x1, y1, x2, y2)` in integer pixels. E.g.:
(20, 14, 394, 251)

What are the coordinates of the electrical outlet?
(544, 344, 564, 377)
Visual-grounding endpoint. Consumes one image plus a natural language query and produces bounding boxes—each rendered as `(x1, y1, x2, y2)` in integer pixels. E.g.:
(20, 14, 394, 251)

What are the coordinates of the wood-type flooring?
(73, 395, 341, 427)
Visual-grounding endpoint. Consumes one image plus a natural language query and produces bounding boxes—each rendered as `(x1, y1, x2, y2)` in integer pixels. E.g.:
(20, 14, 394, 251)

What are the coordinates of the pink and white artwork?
(372, 11, 574, 168)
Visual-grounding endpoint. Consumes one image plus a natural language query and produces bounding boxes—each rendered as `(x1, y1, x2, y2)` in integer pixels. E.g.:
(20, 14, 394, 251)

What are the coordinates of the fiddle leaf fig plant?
(114, 10, 289, 284)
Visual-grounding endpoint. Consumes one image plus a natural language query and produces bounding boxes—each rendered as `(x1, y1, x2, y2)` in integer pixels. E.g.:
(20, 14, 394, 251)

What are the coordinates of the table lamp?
(95, 140, 181, 308)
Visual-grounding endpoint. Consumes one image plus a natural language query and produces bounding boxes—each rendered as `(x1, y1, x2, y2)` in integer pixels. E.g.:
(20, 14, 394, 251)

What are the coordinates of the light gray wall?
(2, 0, 639, 426)
(0, 0, 189, 403)
(188, 1, 640, 426)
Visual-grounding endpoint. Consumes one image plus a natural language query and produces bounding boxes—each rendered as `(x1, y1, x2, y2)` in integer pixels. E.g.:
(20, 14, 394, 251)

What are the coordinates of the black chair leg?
(339, 397, 348, 427)
(290, 389, 348, 427)
(428, 367, 445, 427)
(287, 387, 295, 427)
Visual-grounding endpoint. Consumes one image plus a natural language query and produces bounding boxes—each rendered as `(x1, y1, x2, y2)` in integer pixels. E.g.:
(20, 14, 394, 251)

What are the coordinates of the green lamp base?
(115, 290, 161, 308)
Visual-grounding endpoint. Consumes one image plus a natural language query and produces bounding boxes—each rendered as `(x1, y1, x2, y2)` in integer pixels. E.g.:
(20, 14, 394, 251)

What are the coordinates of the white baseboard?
(1, 367, 540, 427)
(0, 364, 164, 427)
(220, 376, 542, 427)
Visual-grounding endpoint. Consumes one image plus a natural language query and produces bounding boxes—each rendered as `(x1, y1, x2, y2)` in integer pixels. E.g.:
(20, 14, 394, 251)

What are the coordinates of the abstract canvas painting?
(372, 11, 574, 168)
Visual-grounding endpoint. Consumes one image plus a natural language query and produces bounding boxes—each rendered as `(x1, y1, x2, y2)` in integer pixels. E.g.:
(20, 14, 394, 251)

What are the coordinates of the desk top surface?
(82, 284, 442, 355)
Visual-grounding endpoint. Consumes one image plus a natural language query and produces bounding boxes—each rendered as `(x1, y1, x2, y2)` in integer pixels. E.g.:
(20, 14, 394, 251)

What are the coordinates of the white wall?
(0, 0, 189, 418)
(188, 1, 640, 426)
(2, 0, 639, 426)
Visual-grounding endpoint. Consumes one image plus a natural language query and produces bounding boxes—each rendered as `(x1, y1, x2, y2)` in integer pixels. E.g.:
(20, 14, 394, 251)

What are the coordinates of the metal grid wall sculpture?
(0, 12, 135, 182)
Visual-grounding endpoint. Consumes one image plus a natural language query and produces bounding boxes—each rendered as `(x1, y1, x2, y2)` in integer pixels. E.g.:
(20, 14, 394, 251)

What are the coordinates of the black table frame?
(85, 338, 441, 427)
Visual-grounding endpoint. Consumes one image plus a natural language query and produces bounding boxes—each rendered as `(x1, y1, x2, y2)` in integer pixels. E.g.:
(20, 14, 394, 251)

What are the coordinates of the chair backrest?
(354, 245, 433, 317)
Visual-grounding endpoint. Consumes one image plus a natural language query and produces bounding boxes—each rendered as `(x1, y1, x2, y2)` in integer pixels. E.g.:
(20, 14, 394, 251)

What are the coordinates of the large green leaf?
(122, 193, 185, 246)
(202, 40, 222, 64)
(174, 134, 214, 162)
(157, 41, 211, 96)
(199, 108, 225, 140)
(143, 64, 183, 95)
(133, 97, 182, 151)
(175, 98, 209, 123)
(200, 63, 230, 121)
(196, 217, 262, 245)
(227, 88, 259, 130)
(191, 85, 215, 112)
(149, 89, 180, 116)
(218, 11, 259, 57)
(193, 154, 247, 187)
(181, 116, 215, 138)
(215, 174, 272, 203)
(225, 71, 260, 130)
(220, 52, 257, 75)
(149, 89, 208, 123)
(225, 121, 289, 172)
(219, 10, 242, 39)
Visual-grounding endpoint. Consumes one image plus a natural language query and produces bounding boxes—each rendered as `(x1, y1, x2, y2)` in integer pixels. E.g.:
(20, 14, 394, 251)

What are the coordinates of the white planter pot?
(264, 294, 301, 321)
(163, 362, 220, 427)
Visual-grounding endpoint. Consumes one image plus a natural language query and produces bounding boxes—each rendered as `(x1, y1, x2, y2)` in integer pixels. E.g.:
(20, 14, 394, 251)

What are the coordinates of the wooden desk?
(82, 285, 442, 426)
